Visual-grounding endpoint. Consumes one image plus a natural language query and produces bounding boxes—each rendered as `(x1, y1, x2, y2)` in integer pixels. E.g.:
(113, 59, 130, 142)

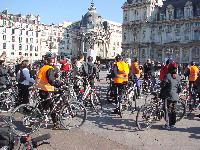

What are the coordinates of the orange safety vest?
(113, 61, 129, 84)
(189, 66, 199, 81)
(35, 65, 54, 92)
(130, 62, 141, 78)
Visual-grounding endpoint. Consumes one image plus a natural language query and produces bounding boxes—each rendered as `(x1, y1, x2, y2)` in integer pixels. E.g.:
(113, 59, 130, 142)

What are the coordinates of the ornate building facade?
(122, 0, 200, 64)
(61, 2, 122, 60)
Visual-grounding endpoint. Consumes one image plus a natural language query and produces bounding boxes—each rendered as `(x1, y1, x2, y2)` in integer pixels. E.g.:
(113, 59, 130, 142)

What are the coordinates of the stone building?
(122, 0, 200, 64)
(0, 10, 65, 62)
(62, 2, 122, 60)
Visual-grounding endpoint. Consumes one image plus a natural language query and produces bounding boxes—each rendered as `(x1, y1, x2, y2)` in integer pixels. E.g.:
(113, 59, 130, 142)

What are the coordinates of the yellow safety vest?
(35, 65, 55, 92)
(113, 61, 129, 84)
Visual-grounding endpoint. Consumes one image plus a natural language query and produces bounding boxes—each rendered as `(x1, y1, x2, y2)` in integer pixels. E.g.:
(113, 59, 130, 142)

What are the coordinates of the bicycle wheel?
(60, 101, 87, 130)
(176, 99, 186, 121)
(106, 88, 115, 103)
(136, 103, 160, 130)
(11, 104, 42, 136)
(91, 93, 103, 115)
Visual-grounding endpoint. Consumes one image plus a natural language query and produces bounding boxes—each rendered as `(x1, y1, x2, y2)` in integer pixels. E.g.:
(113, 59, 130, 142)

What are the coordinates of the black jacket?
(160, 73, 181, 101)
(46, 67, 62, 88)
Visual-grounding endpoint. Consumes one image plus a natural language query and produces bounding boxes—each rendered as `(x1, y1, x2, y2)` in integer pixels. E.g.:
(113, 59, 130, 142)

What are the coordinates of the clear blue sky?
(1, 0, 125, 24)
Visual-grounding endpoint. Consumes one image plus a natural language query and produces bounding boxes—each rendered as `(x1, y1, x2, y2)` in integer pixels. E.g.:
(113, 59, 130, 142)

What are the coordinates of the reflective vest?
(35, 65, 54, 92)
(130, 62, 141, 78)
(189, 66, 199, 81)
(113, 61, 129, 84)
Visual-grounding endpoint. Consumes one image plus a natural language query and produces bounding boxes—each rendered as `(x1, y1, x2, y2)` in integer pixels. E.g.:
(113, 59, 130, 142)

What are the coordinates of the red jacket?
(60, 60, 70, 72)
(159, 65, 168, 81)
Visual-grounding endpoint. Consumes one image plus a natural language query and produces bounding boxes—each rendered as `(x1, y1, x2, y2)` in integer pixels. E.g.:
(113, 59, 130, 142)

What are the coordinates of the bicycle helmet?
(190, 61, 195, 66)
(115, 54, 122, 61)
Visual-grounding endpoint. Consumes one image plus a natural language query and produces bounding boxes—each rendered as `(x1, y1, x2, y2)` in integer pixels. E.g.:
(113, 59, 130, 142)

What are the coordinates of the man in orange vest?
(112, 55, 129, 114)
(130, 58, 141, 97)
(186, 61, 199, 94)
(35, 52, 63, 129)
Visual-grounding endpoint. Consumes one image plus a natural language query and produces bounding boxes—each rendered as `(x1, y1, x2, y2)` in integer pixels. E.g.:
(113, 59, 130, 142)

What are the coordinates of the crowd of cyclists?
(0, 50, 199, 136)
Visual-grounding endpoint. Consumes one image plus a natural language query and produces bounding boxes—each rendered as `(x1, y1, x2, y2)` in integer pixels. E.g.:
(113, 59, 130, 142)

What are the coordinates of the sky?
(1, 0, 125, 24)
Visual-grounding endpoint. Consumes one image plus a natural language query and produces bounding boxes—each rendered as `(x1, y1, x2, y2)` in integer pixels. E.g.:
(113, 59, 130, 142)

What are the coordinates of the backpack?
(18, 69, 26, 82)
(0, 127, 14, 149)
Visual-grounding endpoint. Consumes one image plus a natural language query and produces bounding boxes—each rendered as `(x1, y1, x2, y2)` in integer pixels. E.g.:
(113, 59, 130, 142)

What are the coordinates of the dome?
(80, 2, 103, 28)
(127, 0, 134, 4)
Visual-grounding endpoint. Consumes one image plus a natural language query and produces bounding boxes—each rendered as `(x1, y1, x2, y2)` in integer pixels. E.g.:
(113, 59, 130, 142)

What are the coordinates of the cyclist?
(159, 58, 171, 81)
(130, 58, 141, 97)
(81, 56, 97, 89)
(143, 59, 153, 91)
(35, 52, 63, 130)
(112, 55, 129, 114)
(186, 61, 199, 94)
(17, 60, 35, 105)
(160, 61, 181, 129)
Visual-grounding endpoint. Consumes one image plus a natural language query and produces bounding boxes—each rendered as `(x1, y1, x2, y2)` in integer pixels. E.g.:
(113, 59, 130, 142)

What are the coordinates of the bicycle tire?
(60, 101, 87, 130)
(136, 103, 159, 130)
(91, 93, 103, 115)
(11, 104, 42, 136)
(106, 88, 115, 103)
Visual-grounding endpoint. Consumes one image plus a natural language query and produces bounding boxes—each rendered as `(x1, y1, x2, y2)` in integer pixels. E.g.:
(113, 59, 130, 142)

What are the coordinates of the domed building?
(61, 2, 122, 61)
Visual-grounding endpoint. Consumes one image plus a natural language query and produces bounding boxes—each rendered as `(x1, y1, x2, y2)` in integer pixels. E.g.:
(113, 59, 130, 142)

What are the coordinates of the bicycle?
(136, 93, 186, 130)
(77, 77, 102, 115)
(0, 115, 51, 150)
(11, 85, 87, 136)
(0, 81, 18, 113)
(185, 89, 200, 116)
(115, 81, 138, 118)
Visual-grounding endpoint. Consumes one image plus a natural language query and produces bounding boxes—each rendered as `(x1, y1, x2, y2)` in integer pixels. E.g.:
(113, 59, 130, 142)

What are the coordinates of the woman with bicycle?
(160, 61, 182, 130)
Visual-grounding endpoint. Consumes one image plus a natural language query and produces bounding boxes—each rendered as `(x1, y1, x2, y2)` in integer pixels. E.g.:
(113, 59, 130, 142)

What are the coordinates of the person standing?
(130, 58, 141, 97)
(186, 61, 199, 94)
(112, 55, 129, 114)
(35, 52, 63, 129)
(17, 60, 35, 105)
(160, 61, 181, 129)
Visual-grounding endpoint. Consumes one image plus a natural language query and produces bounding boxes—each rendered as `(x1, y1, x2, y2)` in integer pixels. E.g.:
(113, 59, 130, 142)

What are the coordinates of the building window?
(3, 35, 6, 40)
(19, 52, 22, 55)
(12, 44, 14, 50)
(175, 9, 184, 19)
(26, 38, 28, 43)
(19, 44, 22, 50)
(20, 30, 22, 35)
(19, 37, 22, 43)
(25, 53, 28, 56)
(160, 12, 166, 20)
(2, 28, 6, 33)
(26, 45, 28, 51)
(36, 32, 38, 37)
(12, 36, 15, 42)
(26, 31, 28, 35)
(30, 38, 33, 43)
(35, 53, 38, 56)
(30, 53, 32, 56)
(30, 45, 33, 51)
(194, 30, 200, 40)
(3, 43, 6, 49)
(195, 4, 200, 16)
(12, 28, 15, 34)
(11, 52, 14, 55)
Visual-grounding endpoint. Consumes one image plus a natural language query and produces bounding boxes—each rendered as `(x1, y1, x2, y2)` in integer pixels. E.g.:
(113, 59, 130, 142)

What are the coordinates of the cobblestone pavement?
(1, 71, 200, 150)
